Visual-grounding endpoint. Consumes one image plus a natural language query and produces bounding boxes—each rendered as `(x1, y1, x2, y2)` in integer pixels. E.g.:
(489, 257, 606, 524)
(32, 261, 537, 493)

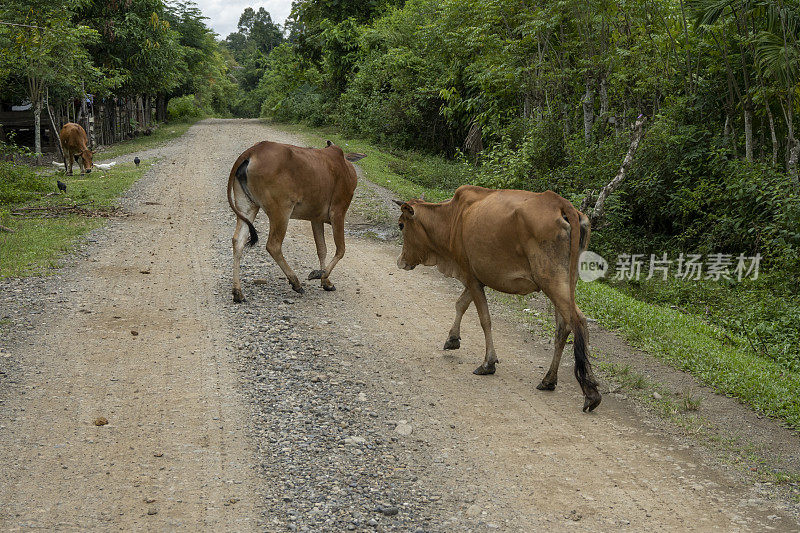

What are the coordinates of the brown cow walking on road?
(227, 140, 366, 301)
(395, 185, 601, 412)
(59, 122, 93, 175)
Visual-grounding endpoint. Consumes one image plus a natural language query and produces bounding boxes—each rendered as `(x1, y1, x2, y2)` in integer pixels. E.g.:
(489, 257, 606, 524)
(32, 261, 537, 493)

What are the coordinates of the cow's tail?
(563, 202, 600, 411)
(227, 156, 258, 247)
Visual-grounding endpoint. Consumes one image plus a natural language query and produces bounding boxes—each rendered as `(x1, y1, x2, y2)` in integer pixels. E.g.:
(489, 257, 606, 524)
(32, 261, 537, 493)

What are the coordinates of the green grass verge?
(276, 120, 800, 431)
(1, 161, 153, 278)
(0, 216, 99, 276)
(577, 280, 800, 429)
(95, 118, 200, 161)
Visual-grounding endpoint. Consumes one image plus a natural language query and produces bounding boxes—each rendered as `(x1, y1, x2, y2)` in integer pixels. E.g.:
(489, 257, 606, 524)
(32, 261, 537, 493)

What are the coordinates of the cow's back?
(244, 141, 357, 221)
(455, 188, 571, 293)
(60, 123, 88, 151)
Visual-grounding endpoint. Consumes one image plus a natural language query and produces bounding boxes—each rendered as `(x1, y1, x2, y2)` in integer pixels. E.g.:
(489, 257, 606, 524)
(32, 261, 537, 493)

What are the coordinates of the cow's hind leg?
(545, 288, 601, 412)
(308, 220, 327, 282)
(265, 207, 304, 294)
(536, 310, 570, 391)
(468, 282, 499, 375)
(317, 213, 346, 291)
(444, 288, 472, 350)
(231, 201, 259, 302)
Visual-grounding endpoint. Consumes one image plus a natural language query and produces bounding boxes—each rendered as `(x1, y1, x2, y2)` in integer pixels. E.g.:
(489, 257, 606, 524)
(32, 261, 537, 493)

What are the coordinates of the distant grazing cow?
(395, 185, 601, 412)
(59, 122, 93, 175)
(227, 140, 366, 300)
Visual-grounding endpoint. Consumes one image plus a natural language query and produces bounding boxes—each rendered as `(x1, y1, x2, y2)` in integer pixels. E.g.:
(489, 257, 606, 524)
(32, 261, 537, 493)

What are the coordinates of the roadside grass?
(278, 121, 800, 432)
(0, 161, 153, 278)
(577, 280, 800, 429)
(2, 116, 189, 278)
(0, 216, 99, 276)
(95, 118, 200, 161)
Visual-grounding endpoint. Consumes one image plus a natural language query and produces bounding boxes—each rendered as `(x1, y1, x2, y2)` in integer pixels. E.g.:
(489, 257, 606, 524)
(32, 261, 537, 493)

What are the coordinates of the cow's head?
(394, 199, 432, 270)
(79, 149, 94, 173)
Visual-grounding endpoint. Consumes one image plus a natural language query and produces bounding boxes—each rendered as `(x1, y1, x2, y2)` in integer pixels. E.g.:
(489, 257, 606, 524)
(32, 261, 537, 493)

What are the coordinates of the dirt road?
(0, 119, 797, 531)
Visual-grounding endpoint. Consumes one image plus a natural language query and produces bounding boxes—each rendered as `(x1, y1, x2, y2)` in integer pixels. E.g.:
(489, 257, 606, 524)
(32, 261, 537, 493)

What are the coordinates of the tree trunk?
(766, 103, 778, 167)
(136, 96, 144, 131)
(582, 80, 595, 145)
(743, 104, 753, 162)
(599, 74, 608, 119)
(45, 89, 65, 165)
(590, 116, 647, 226)
(33, 98, 42, 164)
(156, 94, 166, 122)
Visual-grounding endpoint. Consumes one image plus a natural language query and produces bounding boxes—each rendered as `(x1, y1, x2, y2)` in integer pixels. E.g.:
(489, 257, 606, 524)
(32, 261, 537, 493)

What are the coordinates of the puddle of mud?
(345, 223, 398, 241)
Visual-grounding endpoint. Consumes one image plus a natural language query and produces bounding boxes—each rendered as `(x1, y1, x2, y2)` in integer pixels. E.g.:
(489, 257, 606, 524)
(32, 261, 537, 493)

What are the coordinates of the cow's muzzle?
(396, 255, 415, 271)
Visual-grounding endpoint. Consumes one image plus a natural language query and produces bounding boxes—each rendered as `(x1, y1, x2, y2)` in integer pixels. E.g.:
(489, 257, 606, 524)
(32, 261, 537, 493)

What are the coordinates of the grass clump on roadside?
(0, 161, 153, 278)
(578, 280, 800, 429)
(0, 161, 51, 205)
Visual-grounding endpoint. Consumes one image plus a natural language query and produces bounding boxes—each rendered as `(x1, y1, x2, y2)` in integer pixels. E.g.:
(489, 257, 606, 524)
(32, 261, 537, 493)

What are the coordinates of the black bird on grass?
(134, 156, 140, 167)
(57, 180, 67, 194)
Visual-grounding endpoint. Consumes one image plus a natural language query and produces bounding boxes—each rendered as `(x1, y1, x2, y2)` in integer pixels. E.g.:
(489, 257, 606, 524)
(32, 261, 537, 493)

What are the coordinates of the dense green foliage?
(221, 7, 285, 116)
(0, 0, 235, 136)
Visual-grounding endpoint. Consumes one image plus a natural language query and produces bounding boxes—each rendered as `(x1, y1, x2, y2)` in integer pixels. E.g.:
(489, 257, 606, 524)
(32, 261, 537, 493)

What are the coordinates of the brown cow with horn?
(227, 140, 366, 301)
(394, 185, 601, 412)
(59, 122, 94, 175)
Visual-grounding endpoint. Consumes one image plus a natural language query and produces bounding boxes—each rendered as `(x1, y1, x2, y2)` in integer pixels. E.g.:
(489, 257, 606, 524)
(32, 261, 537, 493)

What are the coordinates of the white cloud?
(193, 0, 293, 39)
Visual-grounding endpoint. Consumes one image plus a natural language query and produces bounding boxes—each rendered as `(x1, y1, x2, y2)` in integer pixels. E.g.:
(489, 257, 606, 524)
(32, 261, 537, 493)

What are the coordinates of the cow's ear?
(392, 200, 404, 207)
(401, 203, 415, 217)
(326, 140, 333, 147)
(345, 152, 367, 162)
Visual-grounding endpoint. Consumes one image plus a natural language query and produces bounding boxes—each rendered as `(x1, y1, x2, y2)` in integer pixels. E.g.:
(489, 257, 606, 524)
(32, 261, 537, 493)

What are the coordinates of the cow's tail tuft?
(227, 157, 258, 247)
(563, 203, 598, 400)
(572, 320, 595, 389)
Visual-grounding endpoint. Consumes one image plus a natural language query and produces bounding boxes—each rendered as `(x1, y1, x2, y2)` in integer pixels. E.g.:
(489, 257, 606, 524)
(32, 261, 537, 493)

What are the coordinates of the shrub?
(0, 160, 51, 205)
(167, 95, 206, 121)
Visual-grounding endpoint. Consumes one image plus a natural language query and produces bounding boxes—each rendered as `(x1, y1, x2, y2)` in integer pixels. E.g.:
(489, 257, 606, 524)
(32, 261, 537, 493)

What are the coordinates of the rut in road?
(0, 119, 796, 532)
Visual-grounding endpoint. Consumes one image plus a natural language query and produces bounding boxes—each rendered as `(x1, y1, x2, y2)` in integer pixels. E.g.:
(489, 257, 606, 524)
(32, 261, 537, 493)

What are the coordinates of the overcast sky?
(194, 1, 293, 39)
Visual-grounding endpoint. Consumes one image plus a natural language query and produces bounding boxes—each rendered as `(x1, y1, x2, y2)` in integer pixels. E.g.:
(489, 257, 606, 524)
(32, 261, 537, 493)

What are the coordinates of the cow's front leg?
(537, 310, 570, 391)
(444, 288, 472, 350)
(318, 213, 346, 291)
(66, 151, 74, 175)
(468, 282, 498, 375)
(308, 220, 328, 282)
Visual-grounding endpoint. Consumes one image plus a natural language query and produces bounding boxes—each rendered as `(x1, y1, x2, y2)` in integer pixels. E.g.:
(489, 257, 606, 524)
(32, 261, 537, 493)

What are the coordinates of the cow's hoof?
(443, 336, 461, 350)
(322, 281, 336, 291)
(536, 381, 556, 391)
(583, 391, 602, 412)
(473, 362, 496, 375)
(232, 288, 245, 303)
(290, 282, 304, 294)
(308, 269, 325, 280)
